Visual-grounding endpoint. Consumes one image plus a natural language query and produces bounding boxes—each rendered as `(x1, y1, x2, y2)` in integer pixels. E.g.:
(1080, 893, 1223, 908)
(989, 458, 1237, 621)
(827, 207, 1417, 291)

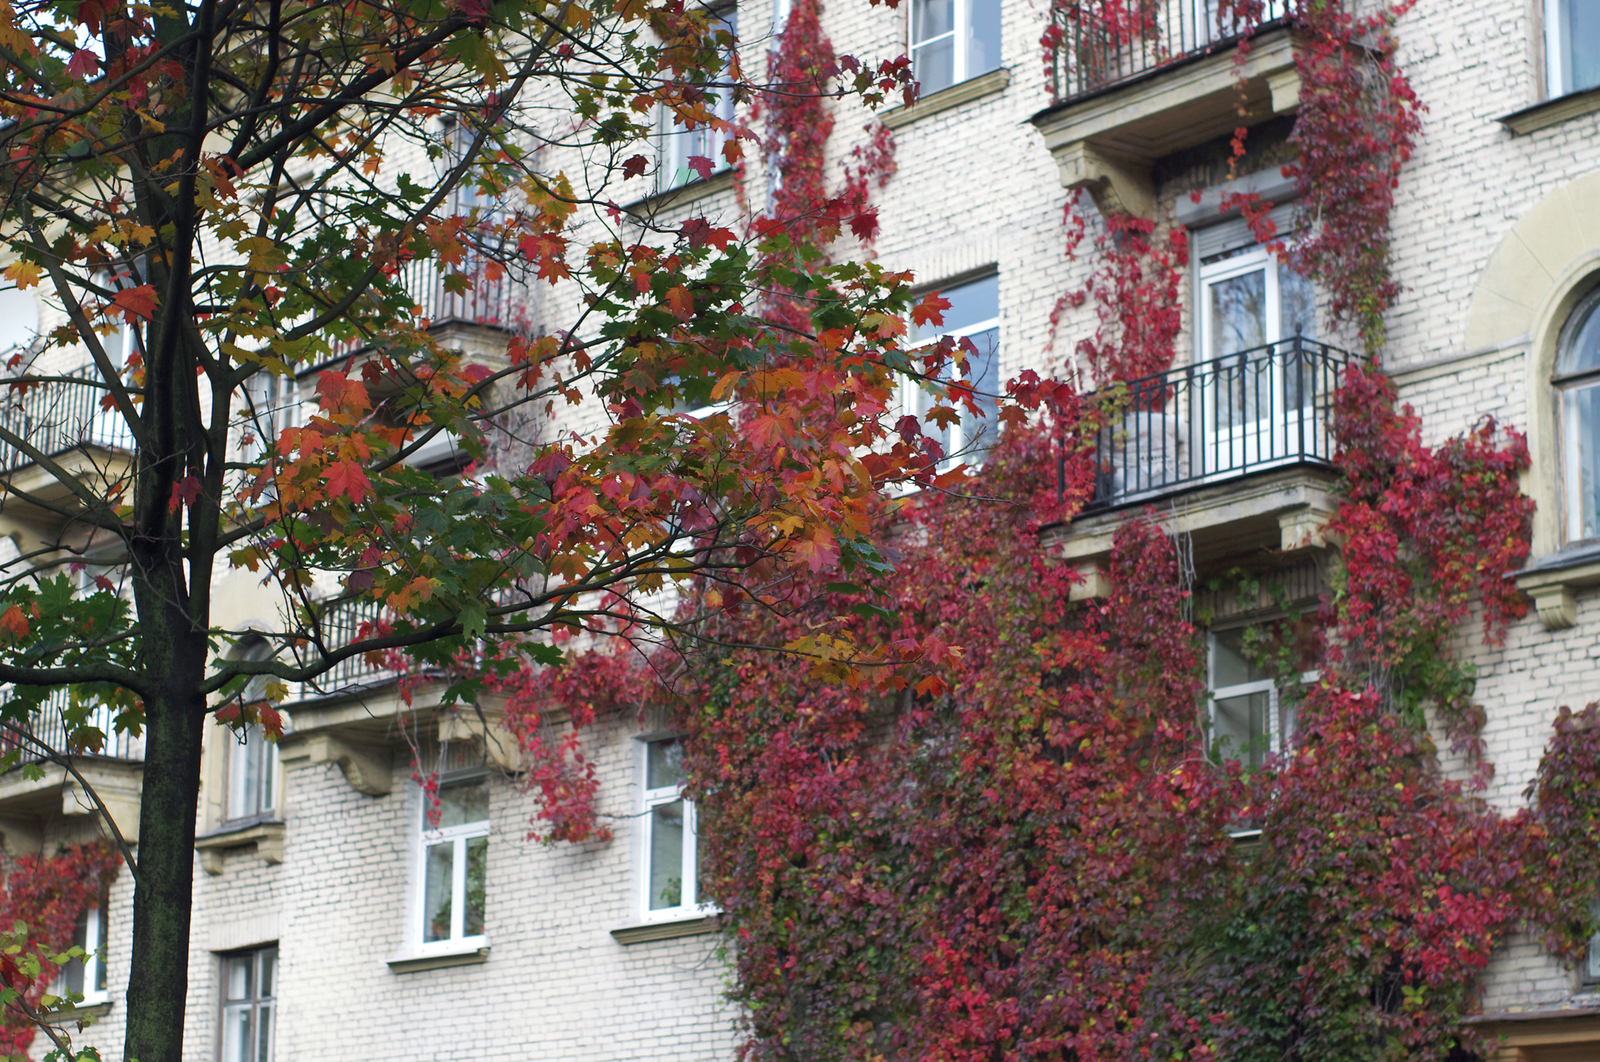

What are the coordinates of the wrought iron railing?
(0, 373, 136, 475)
(0, 686, 145, 762)
(1085, 336, 1359, 510)
(288, 597, 405, 701)
(1048, 0, 1289, 102)
(328, 257, 522, 358)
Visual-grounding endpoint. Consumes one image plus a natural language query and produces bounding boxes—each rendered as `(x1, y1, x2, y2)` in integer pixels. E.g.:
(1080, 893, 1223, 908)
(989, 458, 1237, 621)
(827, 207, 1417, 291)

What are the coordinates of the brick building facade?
(5, 0, 1600, 1059)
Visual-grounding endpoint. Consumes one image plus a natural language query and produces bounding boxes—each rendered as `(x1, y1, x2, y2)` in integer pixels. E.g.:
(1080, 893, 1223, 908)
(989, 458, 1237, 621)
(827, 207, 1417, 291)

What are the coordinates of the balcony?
(1033, 2, 1303, 217)
(1052, 338, 1359, 597)
(328, 257, 523, 361)
(0, 375, 135, 518)
(1048, 0, 1289, 103)
(0, 688, 144, 848)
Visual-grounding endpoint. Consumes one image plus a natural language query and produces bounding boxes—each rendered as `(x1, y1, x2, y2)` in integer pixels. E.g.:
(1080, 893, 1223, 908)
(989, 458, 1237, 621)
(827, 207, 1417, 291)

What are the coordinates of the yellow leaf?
(3, 260, 43, 289)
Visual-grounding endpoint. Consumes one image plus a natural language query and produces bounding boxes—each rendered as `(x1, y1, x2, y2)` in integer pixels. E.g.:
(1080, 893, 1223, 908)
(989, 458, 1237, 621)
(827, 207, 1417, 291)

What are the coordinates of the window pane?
(1208, 269, 1268, 358)
(1212, 629, 1267, 688)
(1213, 691, 1271, 769)
(465, 836, 488, 937)
(435, 778, 489, 829)
(1567, 384, 1600, 540)
(260, 741, 278, 814)
(92, 907, 107, 992)
(221, 1005, 252, 1062)
(647, 739, 686, 790)
(913, 37, 955, 95)
(958, 326, 1001, 454)
(227, 956, 252, 1001)
(1566, 0, 1600, 93)
(423, 841, 455, 942)
(649, 799, 686, 910)
(1557, 291, 1600, 376)
(915, 274, 998, 343)
(1279, 266, 1317, 342)
(228, 730, 258, 820)
(258, 1002, 274, 1062)
(912, 0, 954, 45)
(967, 0, 1001, 77)
(258, 948, 276, 999)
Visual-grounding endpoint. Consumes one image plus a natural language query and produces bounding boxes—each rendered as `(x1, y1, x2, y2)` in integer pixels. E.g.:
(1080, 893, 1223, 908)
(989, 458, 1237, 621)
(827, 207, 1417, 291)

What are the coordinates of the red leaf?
(167, 475, 202, 513)
(66, 49, 99, 80)
(622, 154, 648, 179)
(848, 209, 879, 242)
(111, 284, 158, 323)
(325, 459, 372, 503)
(686, 155, 714, 182)
(911, 292, 951, 329)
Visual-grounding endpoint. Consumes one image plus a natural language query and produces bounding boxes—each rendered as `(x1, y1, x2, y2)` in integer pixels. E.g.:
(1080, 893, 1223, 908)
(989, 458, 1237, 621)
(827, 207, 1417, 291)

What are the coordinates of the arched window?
(1556, 285, 1600, 542)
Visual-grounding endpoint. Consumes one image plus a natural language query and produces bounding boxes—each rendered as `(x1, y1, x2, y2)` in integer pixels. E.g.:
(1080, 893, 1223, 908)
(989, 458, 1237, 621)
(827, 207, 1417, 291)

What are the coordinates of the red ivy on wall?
(0, 841, 121, 1055)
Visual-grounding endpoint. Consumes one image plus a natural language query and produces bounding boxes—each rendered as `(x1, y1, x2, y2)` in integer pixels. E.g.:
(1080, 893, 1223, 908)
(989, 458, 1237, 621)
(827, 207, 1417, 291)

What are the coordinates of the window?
(1556, 286, 1600, 543)
(220, 945, 276, 1062)
(905, 273, 1001, 471)
(243, 373, 302, 453)
(641, 737, 702, 919)
(417, 774, 489, 950)
(226, 725, 280, 823)
(1546, 0, 1600, 98)
(1587, 897, 1600, 985)
(54, 904, 108, 1005)
(659, 7, 738, 189)
(1207, 628, 1307, 770)
(909, 0, 1000, 96)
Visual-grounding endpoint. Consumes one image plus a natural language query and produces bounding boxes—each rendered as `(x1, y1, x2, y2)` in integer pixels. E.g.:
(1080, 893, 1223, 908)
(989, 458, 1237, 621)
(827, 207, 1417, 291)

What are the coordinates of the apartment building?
(2, 0, 1600, 1059)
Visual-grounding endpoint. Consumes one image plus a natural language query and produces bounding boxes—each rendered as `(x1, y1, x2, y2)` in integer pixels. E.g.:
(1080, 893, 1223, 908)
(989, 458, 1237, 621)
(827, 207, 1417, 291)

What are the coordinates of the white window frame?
(908, 0, 1000, 95)
(52, 904, 108, 1006)
(1556, 286, 1600, 544)
(902, 275, 1001, 474)
(225, 722, 280, 825)
(413, 772, 491, 956)
(219, 945, 276, 1062)
(637, 736, 707, 922)
(1207, 627, 1316, 769)
(658, 6, 738, 190)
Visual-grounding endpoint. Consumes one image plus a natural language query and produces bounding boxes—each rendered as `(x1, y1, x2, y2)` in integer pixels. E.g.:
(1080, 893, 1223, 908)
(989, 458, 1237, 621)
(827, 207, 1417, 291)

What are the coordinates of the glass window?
(1546, 0, 1600, 97)
(244, 373, 302, 453)
(220, 945, 276, 1062)
(905, 273, 1001, 472)
(418, 775, 490, 949)
(54, 904, 108, 1005)
(1558, 287, 1600, 543)
(226, 724, 279, 823)
(659, 7, 739, 189)
(642, 737, 702, 918)
(909, 0, 1001, 95)
(1207, 628, 1311, 771)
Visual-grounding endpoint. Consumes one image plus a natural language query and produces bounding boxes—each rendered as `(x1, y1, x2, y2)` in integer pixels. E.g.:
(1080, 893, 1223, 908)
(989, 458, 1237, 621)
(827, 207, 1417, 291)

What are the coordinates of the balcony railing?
(1085, 337, 1358, 511)
(1049, 0, 1289, 102)
(0, 687, 145, 763)
(289, 597, 405, 702)
(0, 374, 135, 475)
(328, 257, 522, 359)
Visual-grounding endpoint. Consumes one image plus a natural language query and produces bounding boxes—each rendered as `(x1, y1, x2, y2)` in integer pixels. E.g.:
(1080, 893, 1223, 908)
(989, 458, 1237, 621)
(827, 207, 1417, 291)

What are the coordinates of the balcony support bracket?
(280, 732, 392, 796)
(1049, 142, 1154, 220)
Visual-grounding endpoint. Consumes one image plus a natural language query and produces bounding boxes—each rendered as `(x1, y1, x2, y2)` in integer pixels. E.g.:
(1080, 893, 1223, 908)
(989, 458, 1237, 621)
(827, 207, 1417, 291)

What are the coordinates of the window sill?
(880, 67, 1010, 130)
(610, 915, 719, 945)
(624, 169, 736, 217)
(1511, 542, 1600, 629)
(387, 946, 490, 974)
(194, 820, 285, 875)
(41, 1000, 111, 1025)
(1499, 85, 1600, 136)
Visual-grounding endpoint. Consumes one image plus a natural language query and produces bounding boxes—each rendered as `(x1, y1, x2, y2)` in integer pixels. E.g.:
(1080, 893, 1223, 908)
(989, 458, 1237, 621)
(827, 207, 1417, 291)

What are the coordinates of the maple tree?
(0, 0, 952, 1056)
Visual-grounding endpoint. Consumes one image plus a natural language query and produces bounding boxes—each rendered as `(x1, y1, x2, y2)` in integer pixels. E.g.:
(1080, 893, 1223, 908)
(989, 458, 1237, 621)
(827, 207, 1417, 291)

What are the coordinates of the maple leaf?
(622, 154, 648, 179)
(66, 49, 100, 79)
(324, 459, 372, 503)
(3, 260, 42, 289)
(687, 155, 714, 182)
(111, 284, 159, 323)
(848, 209, 879, 242)
(168, 476, 202, 513)
(0, 605, 28, 639)
(911, 291, 951, 329)
(315, 371, 372, 413)
(665, 286, 695, 320)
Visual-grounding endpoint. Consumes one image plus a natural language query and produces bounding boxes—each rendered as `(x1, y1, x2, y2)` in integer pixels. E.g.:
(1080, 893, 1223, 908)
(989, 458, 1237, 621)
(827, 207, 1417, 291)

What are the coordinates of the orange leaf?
(0, 605, 27, 638)
(111, 284, 158, 323)
(325, 459, 372, 502)
(665, 286, 695, 320)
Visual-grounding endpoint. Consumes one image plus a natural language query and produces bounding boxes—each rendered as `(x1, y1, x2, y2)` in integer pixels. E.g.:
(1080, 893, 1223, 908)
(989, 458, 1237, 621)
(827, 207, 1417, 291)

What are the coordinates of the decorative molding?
(387, 947, 490, 974)
(610, 916, 719, 945)
(194, 821, 285, 876)
(1499, 86, 1600, 136)
(1513, 553, 1600, 630)
(879, 68, 1010, 130)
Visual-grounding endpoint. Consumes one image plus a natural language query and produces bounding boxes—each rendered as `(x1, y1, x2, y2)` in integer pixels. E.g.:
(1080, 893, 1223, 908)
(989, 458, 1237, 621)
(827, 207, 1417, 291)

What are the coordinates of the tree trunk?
(122, 682, 206, 1062)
